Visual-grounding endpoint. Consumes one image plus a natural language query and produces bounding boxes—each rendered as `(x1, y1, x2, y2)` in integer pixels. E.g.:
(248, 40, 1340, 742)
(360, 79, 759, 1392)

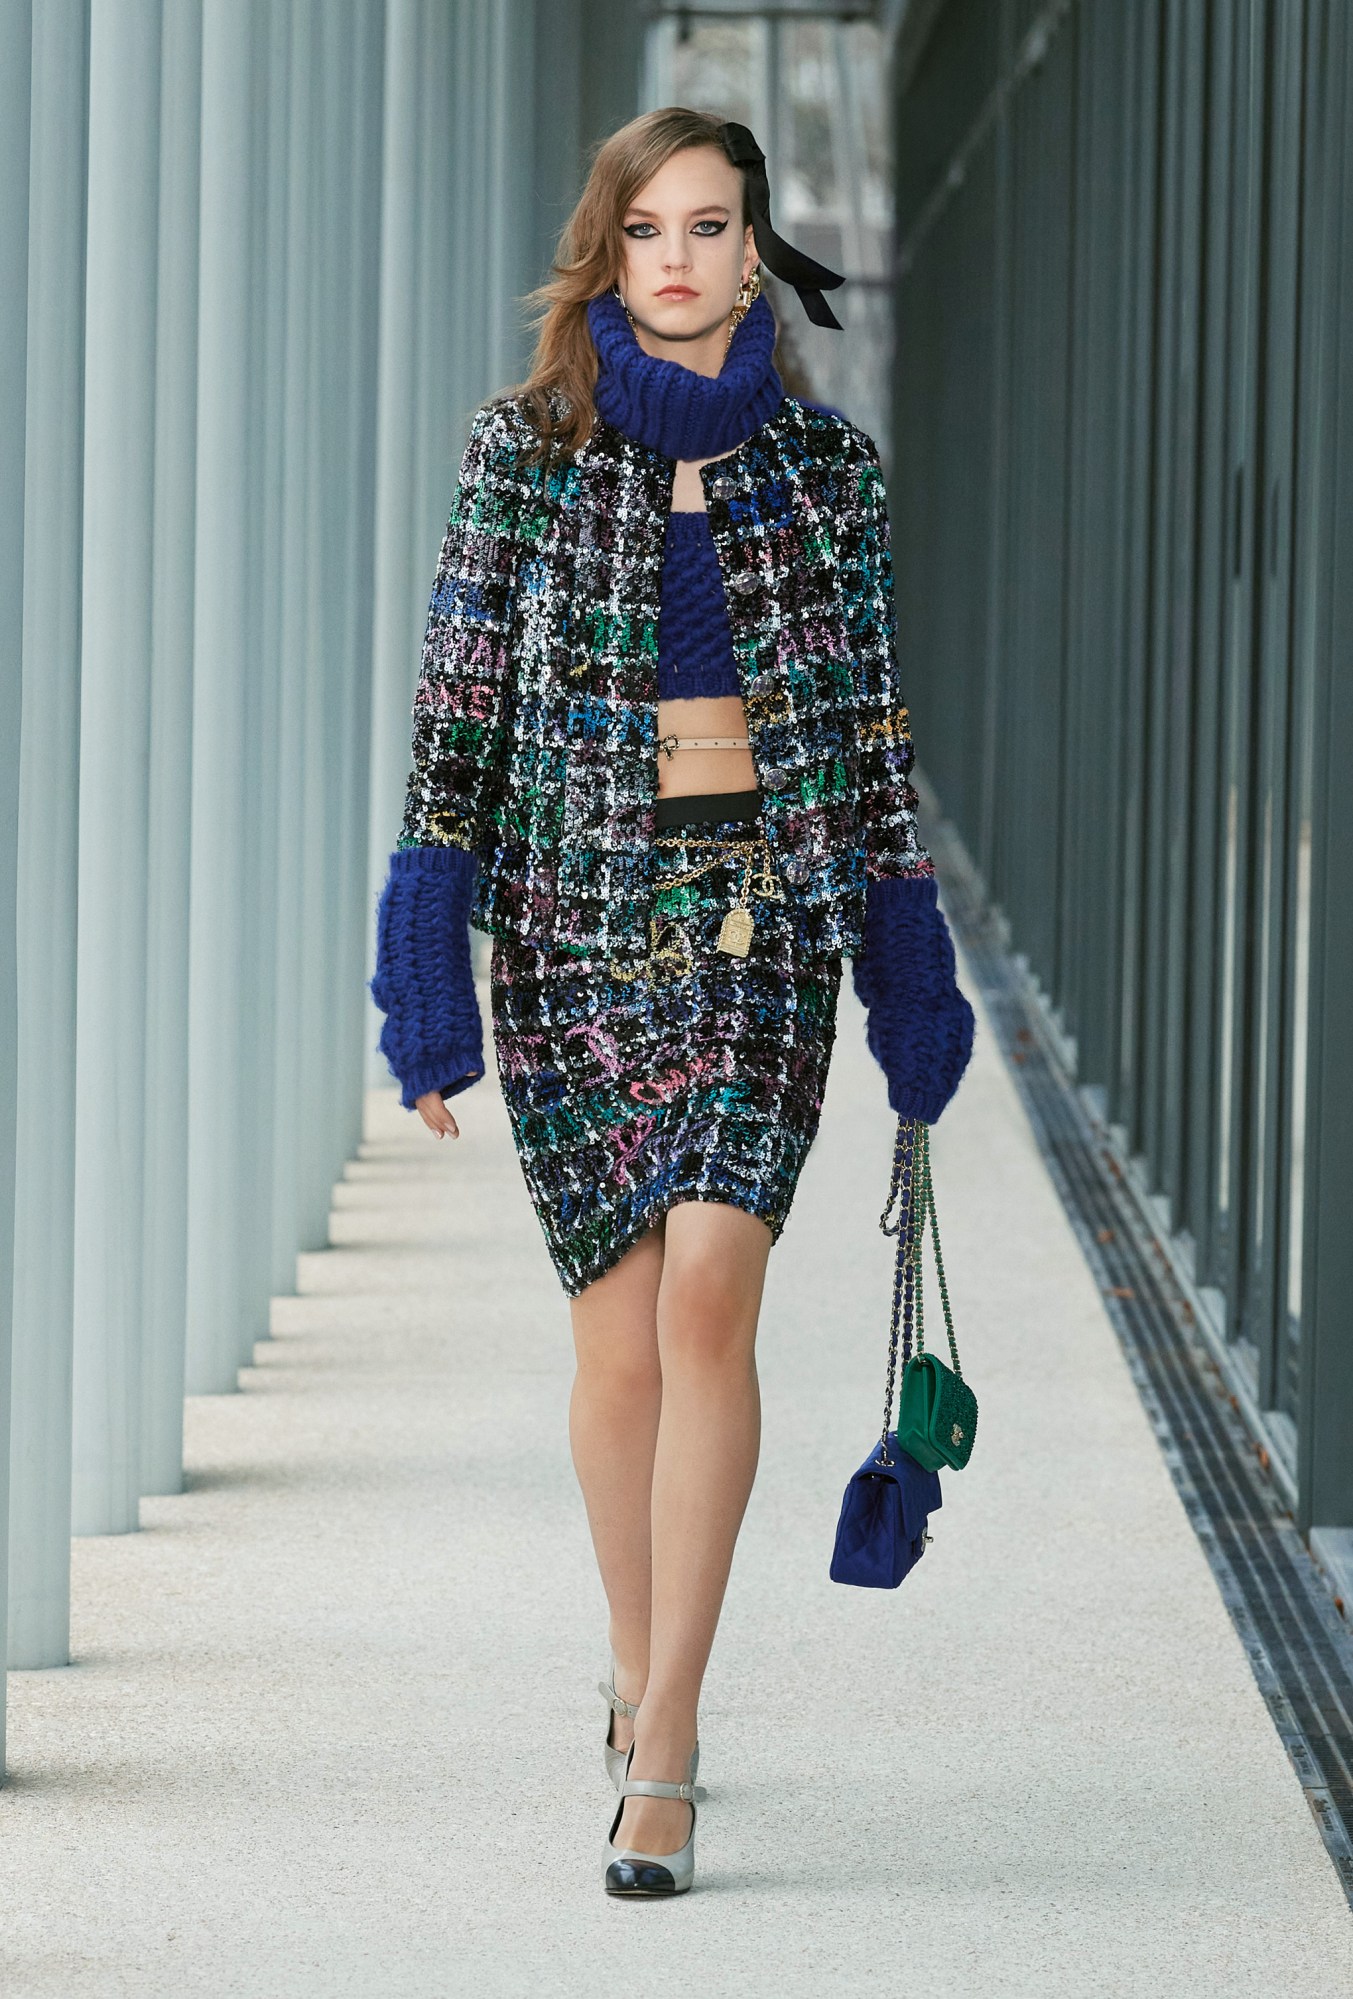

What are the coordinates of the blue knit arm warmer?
(851, 873, 976, 1122)
(369, 844, 485, 1110)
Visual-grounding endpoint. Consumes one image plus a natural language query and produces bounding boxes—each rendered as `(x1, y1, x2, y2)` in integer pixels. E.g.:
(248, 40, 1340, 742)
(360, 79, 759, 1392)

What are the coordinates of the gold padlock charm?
(717, 905, 755, 957)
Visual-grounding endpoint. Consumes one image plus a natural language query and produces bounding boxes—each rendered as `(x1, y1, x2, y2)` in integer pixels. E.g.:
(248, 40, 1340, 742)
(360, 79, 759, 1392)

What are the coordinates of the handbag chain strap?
(911, 1121, 962, 1379)
(876, 1118, 921, 1463)
(875, 1117, 962, 1464)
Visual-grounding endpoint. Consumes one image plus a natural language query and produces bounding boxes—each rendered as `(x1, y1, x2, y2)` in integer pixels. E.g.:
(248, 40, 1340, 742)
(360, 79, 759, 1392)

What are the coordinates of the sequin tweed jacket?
(373, 390, 976, 1119)
(397, 390, 930, 956)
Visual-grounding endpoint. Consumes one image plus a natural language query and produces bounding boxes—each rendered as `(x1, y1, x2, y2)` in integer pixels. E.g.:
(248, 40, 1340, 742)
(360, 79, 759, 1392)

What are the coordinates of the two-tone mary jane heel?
(604, 1759, 698, 1897)
(599, 1663, 701, 1792)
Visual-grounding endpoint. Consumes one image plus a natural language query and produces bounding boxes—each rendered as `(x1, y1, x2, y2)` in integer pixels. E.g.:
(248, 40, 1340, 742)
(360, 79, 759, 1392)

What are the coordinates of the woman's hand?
(415, 1089, 461, 1140)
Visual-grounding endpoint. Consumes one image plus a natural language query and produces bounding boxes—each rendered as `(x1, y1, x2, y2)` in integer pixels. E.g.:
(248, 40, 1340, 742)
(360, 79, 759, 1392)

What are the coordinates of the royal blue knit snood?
(587, 288, 784, 458)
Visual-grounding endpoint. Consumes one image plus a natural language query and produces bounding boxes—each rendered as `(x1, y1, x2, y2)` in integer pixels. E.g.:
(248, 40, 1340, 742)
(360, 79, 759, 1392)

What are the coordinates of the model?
(370, 106, 975, 1897)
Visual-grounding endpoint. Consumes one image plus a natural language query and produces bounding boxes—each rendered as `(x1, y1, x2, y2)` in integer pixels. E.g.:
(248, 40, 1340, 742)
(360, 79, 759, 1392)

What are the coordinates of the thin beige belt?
(657, 733, 750, 760)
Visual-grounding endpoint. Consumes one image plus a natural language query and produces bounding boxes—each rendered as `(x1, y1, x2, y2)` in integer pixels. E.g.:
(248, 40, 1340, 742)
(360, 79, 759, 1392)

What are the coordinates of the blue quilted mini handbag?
(828, 1432, 942, 1589)
(830, 1118, 974, 1588)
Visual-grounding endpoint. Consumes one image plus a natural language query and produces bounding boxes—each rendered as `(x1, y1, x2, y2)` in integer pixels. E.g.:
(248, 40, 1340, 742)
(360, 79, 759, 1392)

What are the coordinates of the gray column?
(289, 0, 322, 1256)
(185, 0, 256, 1394)
(239, 7, 287, 1335)
(462, 0, 490, 408)
(0, 0, 34, 1771)
(70, 0, 163, 1536)
(269, 0, 318, 1290)
(140, 0, 202, 1496)
(319, 0, 359, 1198)
(491, 0, 539, 385)
(433, 0, 468, 514)
(579, 0, 642, 162)
(293, 0, 349, 1253)
(8, 0, 88, 1659)
(334, 0, 383, 1167)
(530, 0, 585, 307)
(366, 0, 423, 1087)
(212, 0, 281, 1380)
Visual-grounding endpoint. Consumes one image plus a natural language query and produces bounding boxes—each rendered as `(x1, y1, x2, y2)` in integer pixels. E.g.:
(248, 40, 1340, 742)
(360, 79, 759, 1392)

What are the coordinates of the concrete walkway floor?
(4, 929, 1353, 1999)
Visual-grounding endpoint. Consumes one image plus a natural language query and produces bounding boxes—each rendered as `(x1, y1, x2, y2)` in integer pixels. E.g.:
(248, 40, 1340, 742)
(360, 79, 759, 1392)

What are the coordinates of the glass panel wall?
(645, 10, 893, 451)
(892, 0, 1353, 1540)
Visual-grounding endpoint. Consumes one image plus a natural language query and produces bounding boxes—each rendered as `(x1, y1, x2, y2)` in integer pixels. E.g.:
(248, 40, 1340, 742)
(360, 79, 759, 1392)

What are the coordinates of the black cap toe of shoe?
(605, 1858, 678, 1896)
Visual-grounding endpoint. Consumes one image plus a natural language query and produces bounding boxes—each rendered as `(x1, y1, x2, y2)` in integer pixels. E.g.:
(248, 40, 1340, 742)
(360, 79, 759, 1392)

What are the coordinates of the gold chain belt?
(608, 830, 787, 983)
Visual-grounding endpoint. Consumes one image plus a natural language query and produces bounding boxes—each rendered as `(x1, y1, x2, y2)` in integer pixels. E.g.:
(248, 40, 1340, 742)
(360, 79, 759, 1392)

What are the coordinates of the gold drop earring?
(612, 281, 638, 334)
(725, 266, 761, 354)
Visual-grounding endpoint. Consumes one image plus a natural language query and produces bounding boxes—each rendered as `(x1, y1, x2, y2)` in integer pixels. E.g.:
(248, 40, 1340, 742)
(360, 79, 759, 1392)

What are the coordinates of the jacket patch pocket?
(560, 746, 618, 848)
(559, 737, 653, 910)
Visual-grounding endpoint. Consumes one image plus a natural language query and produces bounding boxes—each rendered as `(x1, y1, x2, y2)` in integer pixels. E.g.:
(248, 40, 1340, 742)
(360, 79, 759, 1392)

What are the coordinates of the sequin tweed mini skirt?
(489, 809, 843, 1298)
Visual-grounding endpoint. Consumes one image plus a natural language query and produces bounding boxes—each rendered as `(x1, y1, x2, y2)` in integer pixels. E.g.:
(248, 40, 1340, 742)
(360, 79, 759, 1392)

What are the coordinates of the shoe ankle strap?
(598, 1676, 640, 1719)
(620, 1777, 696, 1802)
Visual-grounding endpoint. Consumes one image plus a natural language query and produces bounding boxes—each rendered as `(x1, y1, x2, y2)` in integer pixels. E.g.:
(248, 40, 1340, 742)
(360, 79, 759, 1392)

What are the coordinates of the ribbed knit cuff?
(851, 872, 976, 1123)
(370, 844, 486, 1111)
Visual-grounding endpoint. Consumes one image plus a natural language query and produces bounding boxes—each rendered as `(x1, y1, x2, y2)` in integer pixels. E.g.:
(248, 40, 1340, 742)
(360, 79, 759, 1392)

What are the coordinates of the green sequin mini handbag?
(883, 1118, 978, 1474)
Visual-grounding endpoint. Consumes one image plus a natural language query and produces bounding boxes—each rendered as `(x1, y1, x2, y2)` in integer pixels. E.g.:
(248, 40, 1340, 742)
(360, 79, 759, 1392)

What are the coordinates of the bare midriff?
(657, 456, 757, 799)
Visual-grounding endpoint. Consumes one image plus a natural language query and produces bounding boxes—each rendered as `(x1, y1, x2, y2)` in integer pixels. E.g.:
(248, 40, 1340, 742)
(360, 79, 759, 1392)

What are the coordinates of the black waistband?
(655, 788, 761, 829)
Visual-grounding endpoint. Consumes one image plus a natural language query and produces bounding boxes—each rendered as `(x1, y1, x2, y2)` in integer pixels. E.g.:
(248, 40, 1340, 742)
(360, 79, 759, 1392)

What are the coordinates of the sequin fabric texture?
(397, 391, 935, 966)
(490, 814, 842, 1296)
(389, 381, 952, 1293)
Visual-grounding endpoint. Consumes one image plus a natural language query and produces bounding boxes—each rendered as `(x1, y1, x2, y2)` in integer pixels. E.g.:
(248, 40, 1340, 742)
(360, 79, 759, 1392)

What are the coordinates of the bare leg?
(613, 1200, 772, 1857)
(568, 1219, 666, 1760)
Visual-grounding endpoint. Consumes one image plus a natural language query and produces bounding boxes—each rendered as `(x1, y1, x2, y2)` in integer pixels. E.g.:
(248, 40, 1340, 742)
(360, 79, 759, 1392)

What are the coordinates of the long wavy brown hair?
(506, 107, 771, 463)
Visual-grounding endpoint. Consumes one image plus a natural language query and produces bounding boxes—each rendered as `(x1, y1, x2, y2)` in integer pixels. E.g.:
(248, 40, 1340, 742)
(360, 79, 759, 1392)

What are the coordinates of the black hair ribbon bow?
(717, 120, 846, 331)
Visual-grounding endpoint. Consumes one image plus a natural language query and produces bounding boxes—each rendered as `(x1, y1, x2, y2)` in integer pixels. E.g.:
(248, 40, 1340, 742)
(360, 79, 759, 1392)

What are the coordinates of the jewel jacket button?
(710, 475, 736, 499)
(761, 765, 787, 790)
(729, 570, 758, 595)
(780, 854, 810, 887)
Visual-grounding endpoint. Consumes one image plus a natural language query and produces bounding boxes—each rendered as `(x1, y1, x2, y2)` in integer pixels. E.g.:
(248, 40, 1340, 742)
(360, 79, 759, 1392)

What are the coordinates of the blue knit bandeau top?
(657, 510, 741, 700)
